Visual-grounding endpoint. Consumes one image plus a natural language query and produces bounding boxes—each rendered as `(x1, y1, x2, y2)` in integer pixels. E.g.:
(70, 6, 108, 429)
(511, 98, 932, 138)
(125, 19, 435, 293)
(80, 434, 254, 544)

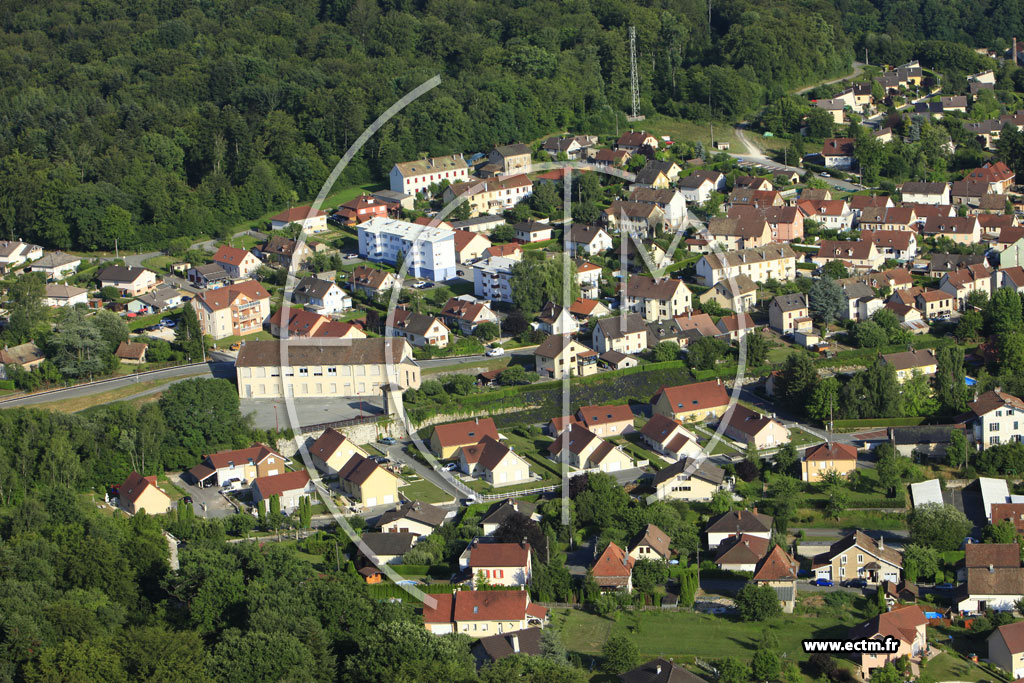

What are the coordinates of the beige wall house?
(422, 589, 546, 635)
(378, 501, 449, 539)
(721, 405, 789, 449)
(234, 338, 420, 399)
(592, 314, 648, 355)
(453, 231, 492, 264)
(705, 509, 773, 549)
(812, 530, 902, 585)
(628, 524, 672, 562)
(652, 456, 727, 502)
(385, 308, 451, 348)
(768, 293, 812, 335)
(307, 428, 368, 476)
(640, 414, 702, 461)
(752, 544, 800, 613)
(338, 454, 401, 508)
(989, 620, 1024, 678)
(117, 472, 172, 515)
(695, 244, 797, 287)
(652, 379, 730, 422)
(458, 436, 532, 487)
(624, 276, 692, 322)
(212, 245, 262, 279)
(915, 289, 955, 318)
(547, 424, 633, 473)
(431, 418, 499, 460)
(98, 266, 158, 297)
(849, 606, 927, 678)
(802, 442, 858, 482)
(186, 444, 283, 487)
(699, 274, 757, 312)
(251, 470, 315, 514)
(191, 281, 271, 340)
(880, 349, 938, 383)
(706, 216, 771, 251)
(534, 335, 597, 379)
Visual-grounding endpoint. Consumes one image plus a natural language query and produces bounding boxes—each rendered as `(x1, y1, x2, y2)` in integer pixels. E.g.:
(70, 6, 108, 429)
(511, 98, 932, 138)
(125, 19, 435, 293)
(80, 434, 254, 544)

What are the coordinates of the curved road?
(731, 125, 862, 193)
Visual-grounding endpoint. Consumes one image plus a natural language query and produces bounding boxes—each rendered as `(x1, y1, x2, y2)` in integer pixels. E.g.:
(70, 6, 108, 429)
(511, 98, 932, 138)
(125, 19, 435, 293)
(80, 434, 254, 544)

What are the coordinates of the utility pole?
(865, 48, 869, 67)
(114, 237, 119, 261)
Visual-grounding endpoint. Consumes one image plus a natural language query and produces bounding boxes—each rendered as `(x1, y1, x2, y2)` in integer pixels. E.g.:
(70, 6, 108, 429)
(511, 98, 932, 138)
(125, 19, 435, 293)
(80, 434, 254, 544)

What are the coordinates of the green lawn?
(767, 344, 800, 365)
(789, 427, 822, 447)
(141, 254, 178, 273)
(640, 114, 742, 150)
(920, 652, 998, 683)
(399, 479, 453, 504)
(207, 330, 274, 349)
(557, 605, 859, 663)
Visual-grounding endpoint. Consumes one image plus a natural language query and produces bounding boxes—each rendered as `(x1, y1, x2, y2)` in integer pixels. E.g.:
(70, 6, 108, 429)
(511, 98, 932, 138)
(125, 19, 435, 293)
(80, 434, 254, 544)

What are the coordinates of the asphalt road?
(0, 361, 233, 409)
(731, 126, 861, 192)
(380, 441, 467, 502)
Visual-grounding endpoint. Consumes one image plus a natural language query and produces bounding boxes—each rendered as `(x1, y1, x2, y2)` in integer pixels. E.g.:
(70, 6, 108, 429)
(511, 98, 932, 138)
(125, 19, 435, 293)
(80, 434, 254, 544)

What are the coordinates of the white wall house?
(390, 155, 469, 195)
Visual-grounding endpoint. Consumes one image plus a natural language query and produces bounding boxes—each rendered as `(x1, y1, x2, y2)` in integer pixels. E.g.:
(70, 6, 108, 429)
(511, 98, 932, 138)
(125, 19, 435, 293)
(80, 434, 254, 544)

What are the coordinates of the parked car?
(379, 436, 396, 445)
(812, 578, 834, 587)
(819, 172, 831, 177)
(843, 578, 868, 588)
(230, 342, 241, 351)
(443, 462, 458, 471)
(485, 347, 505, 357)
(181, 496, 193, 505)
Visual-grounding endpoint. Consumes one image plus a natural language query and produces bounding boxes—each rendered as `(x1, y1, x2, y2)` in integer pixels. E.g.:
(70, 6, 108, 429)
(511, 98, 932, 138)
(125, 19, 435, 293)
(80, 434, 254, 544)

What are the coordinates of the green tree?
(935, 346, 969, 413)
(652, 341, 680, 362)
(989, 286, 1024, 342)
(745, 330, 770, 367)
(709, 489, 734, 515)
(984, 519, 1020, 545)
(955, 309, 983, 342)
(686, 336, 728, 371)
(736, 583, 782, 621)
(4, 271, 47, 345)
(821, 260, 849, 280)
(509, 254, 579, 313)
(808, 277, 844, 325)
(899, 370, 938, 417)
(600, 634, 639, 674)
(947, 428, 968, 470)
(751, 649, 781, 682)
(175, 305, 206, 363)
(854, 320, 889, 348)
(902, 544, 939, 583)
(908, 502, 973, 551)
(717, 658, 751, 683)
(776, 352, 817, 414)
(632, 558, 670, 595)
(806, 377, 840, 424)
(875, 444, 906, 496)
(773, 443, 798, 473)
(473, 322, 500, 341)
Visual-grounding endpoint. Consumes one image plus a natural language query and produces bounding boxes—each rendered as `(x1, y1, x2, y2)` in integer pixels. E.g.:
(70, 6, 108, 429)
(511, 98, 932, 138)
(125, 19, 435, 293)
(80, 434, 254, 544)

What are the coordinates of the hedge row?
(830, 417, 929, 428)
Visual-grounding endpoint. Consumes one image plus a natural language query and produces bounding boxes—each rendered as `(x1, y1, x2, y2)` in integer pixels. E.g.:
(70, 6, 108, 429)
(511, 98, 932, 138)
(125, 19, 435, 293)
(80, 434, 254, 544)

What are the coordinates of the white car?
(485, 347, 505, 357)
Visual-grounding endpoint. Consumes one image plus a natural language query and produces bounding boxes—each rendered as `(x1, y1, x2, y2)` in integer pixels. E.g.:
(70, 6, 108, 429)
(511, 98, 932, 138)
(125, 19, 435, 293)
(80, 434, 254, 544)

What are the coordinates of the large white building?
(357, 216, 457, 281)
(472, 256, 518, 304)
(389, 155, 469, 195)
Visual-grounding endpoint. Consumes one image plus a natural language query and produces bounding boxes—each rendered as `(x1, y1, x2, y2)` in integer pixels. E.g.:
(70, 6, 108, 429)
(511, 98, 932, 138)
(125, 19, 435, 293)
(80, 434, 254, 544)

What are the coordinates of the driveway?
(171, 473, 238, 519)
(566, 535, 596, 576)
(380, 440, 467, 502)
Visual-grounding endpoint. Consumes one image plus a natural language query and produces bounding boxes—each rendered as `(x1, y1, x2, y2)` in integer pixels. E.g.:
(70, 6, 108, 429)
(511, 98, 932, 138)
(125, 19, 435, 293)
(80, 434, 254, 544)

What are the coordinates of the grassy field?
(399, 479, 453, 504)
(789, 427, 822, 447)
(141, 254, 178, 273)
(207, 330, 274, 349)
(25, 375, 195, 413)
(919, 652, 997, 682)
(423, 356, 509, 377)
(640, 114, 742, 150)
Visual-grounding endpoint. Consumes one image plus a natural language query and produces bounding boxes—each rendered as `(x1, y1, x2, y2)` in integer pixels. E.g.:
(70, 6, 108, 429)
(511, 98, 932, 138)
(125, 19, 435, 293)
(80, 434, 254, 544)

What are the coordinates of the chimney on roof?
(989, 564, 995, 573)
(878, 536, 884, 550)
(656, 664, 663, 675)
(752, 506, 757, 515)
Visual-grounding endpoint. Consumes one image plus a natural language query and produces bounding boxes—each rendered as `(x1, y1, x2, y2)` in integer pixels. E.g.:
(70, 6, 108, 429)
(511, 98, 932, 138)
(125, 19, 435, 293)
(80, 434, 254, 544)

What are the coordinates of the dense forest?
(1, 0, 1021, 252)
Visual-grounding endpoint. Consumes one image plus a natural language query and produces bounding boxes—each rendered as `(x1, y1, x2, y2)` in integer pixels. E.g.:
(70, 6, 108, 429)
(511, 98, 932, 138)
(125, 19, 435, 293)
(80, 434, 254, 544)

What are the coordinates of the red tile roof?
(433, 418, 499, 448)
(212, 245, 254, 266)
(194, 281, 270, 312)
(804, 442, 857, 462)
(652, 379, 729, 413)
(118, 471, 162, 506)
(271, 206, 327, 223)
(252, 469, 311, 499)
(753, 544, 799, 581)
(205, 444, 277, 470)
(577, 403, 634, 427)
(592, 541, 635, 580)
(468, 541, 531, 568)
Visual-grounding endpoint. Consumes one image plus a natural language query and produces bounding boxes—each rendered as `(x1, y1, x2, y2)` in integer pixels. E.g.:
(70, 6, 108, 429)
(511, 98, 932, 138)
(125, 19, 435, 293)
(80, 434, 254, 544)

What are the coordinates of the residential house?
(857, 206, 917, 232)
(292, 276, 351, 315)
(959, 543, 1020, 582)
(695, 244, 798, 287)
(628, 524, 672, 563)
(541, 134, 593, 159)
(487, 143, 532, 175)
(1003, 235, 1024, 268)
(97, 266, 158, 297)
(269, 206, 328, 232)
(452, 231, 492, 264)
(357, 216, 456, 280)
(592, 541, 634, 592)
(307, 427, 368, 476)
(266, 308, 331, 338)
(457, 436, 532, 487)
(547, 424, 633, 473)
(534, 335, 597, 378)
(439, 297, 499, 335)
(813, 240, 883, 272)
(191, 281, 271, 339)
(993, 503, 1024, 534)
(705, 509, 773, 549)
(880, 349, 938, 383)
(0, 343, 45, 373)
(390, 155, 469, 195)
(979, 214, 1019, 239)
(472, 256, 516, 304)
(187, 263, 230, 289)
(952, 181, 990, 207)
(334, 194, 390, 225)
(890, 425, 960, 459)
(813, 98, 846, 124)
(706, 216, 771, 251)
(537, 302, 579, 336)
(566, 224, 613, 256)
(715, 313, 758, 341)
(800, 188, 834, 202)
(967, 389, 1024, 448)
(570, 297, 612, 321)
(430, 418, 499, 459)
(900, 181, 951, 205)
(957, 557, 1024, 613)
(604, 201, 665, 238)
(619, 659, 710, 683)
(480, 500, 539, 536)
(821, 137, 856, 170)
(921, 215, 981, 245)
(678, 170, 724, 204)
(624, 276, 692, 321)
(802, 442, 858, 482)
(652, 456, 727, 502)
(812, 530, 902, 585)
(422, 590, 546, 635)
(616, 130, 658, 152)
(966, 161, 1016, 194)
(859, 230, 918, 261)
(443, 175, 533, 217)
(378, 501, 449, 539)
(233, 338, 420, 399)
(461, 539, 533, 587)
(128, 286, 185, 315)
(482, 243, 522, 260)
(674, 311, 722, 341)
(337, 454, 401, 508)
(939, 264, 992, 308)
(115, 342, 147, 365)
(513, 221, 553, 243)
(260, 235, 315, 269)
(565, 404, 635, 438)
(797, 199, 854, 231)
(988, 621, 1024, 678)
(117, 472, 172, 515)
(592, 314, 648, 355)
(185, 444, 282, 487)
(728, 205, 803, 242)
(699, 274, 757, 313)
(44, 284, 88, 308)
(752, 544, 800, 613)
(848, 606, 928, 678)
(29, 251, 80, 280)
(629, 187, 687, 225)
(915, 289, 955, 319)
(640, 414, 702, 461)
(385, 308, 451, 348)
(883, 580, 920, 606)
(652, 379, 730, 423)
(592, 148, 632, 167)
(768, 293, 812, 335)
(631, 166, 670, 190)
(251, 469, 315, 514)
(212, 245, 261, 279)
(600, 350, 637, 370)
(371, 189, 415, 211)
(0, 240, 42, 272)
(715, 534, 770, 572)
(721, 405, 789, 450)
(727, 188, 784, 211)
(360, 532, 417, 565)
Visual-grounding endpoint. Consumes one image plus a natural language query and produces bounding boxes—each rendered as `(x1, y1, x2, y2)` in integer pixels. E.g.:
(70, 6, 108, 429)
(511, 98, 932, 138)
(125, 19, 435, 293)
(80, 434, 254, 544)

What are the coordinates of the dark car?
(181, 496, 193, 505)
(812, 578, 834, 587)
(843, 578, 868, 588)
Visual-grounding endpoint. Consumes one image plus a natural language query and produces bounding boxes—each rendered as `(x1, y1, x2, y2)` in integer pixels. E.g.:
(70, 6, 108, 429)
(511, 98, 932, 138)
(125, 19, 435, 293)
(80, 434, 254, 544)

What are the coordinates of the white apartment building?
(357, 216, 456, 281)
(389, 155, 469, 195)
(472, 256, 517, 304)
(695, 244, 798, 287)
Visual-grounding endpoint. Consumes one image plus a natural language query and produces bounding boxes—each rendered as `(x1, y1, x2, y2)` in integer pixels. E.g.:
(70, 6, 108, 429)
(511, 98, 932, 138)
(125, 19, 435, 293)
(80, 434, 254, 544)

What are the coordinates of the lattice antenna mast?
(627, 26, 644, 122)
